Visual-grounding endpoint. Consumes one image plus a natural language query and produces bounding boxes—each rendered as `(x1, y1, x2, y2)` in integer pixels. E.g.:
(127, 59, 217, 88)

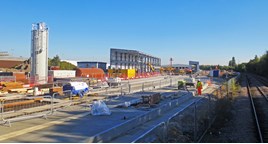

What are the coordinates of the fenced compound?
(132, 75, 240, 143)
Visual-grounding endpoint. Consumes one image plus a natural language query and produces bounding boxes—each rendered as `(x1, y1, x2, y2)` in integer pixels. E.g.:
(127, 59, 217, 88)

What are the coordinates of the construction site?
(0, 22, 238, 143)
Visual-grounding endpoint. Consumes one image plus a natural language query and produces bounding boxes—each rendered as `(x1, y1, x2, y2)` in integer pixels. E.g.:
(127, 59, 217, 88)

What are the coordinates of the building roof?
(0, 59, 25, 68)
(110, 48, 160, 59)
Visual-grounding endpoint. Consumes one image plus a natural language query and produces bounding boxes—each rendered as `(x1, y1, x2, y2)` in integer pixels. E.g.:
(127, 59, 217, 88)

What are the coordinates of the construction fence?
(133, 75, 240, 143)
(95, 76, 183, 96)
(0, 91, 77, 127)
(0, 75, 239, 130)
(0, 76, 182, 127)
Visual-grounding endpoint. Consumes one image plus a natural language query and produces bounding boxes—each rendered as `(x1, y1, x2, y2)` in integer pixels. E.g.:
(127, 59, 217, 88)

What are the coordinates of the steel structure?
(189, 61, 200, 72)
(110, 48, 161, 73)
(30, 22, 49, 84)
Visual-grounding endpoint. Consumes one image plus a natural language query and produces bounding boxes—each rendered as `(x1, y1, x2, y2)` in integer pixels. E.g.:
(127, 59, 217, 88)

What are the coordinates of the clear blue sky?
(0, 0, 267, 65)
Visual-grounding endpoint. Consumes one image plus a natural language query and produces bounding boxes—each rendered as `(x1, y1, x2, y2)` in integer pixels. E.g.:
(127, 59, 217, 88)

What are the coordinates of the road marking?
(0, 112, 91, 141)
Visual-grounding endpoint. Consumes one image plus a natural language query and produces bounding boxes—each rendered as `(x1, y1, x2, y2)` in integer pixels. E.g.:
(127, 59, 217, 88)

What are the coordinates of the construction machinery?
(107, 77, 121, 87)
(160, 66, 175, 75)
(147, 63, 155, 72)
(184, 77, 196, 87)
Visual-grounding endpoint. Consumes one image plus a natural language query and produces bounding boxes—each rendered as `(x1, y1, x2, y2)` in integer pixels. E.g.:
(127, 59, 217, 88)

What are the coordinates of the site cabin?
(63, 82, 89, 97)
(184, 77, 196, 87)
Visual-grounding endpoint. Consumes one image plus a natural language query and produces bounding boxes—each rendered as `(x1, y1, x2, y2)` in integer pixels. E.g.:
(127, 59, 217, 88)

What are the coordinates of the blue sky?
(0, 0, 267, 65)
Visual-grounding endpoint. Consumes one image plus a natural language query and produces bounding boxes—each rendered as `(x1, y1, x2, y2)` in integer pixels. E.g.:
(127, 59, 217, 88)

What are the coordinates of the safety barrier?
(0, 95, 52, 127)
(95, 76, 182, 96)
(0, 90, 75, 127)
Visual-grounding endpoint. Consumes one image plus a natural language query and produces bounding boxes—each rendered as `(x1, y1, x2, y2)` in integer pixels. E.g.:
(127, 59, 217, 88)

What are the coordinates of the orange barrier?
(206, 80, 211, 86)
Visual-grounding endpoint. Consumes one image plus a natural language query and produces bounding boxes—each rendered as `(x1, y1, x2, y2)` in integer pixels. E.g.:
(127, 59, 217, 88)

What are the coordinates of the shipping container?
(76, 68, 105, 80)
(121, 69, 136, 79)
(209, 70, 220, 77)
(48, 70, 76, 78)
(108, 69, 136, 79)
(213, 70, 220, 77)
(209, 70, 213, 77)
(13, 72, 27, 83)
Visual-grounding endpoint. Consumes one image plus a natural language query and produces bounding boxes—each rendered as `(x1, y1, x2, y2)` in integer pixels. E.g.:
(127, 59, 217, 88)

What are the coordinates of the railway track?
(246, 74, 268, 143)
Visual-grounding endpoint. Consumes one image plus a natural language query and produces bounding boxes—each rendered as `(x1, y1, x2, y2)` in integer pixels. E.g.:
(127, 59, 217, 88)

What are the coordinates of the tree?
(235, 63, 246, 72)
(228, 57, 237, 67)
(231, 57, 236, 67)
(228, 60, 232, 67)
(50, 55, 61, 66)
(60, 61, 77, 70)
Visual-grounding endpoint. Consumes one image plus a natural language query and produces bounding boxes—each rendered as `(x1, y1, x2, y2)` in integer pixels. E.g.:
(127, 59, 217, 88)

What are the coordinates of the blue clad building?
(77, 61, 107, 72)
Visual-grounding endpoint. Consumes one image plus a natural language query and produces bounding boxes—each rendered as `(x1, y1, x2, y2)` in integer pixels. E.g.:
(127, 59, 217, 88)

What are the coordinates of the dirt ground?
(201, 74, 258, 143)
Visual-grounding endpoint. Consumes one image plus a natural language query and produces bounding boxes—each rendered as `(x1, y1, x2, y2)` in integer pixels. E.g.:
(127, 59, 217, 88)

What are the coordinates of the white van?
(184, 78, 196, 87)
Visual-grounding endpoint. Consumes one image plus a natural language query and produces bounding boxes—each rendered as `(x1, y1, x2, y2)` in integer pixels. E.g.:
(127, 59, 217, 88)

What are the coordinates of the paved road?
(0, 86, 184, 142)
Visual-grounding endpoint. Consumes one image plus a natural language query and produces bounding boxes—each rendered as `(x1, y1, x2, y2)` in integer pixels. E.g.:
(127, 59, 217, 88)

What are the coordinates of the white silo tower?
(30, 22, 49, 84)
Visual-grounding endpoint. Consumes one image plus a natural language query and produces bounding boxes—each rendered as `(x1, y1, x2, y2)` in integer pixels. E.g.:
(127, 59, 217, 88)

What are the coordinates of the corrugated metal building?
(77, 61, 107, 72)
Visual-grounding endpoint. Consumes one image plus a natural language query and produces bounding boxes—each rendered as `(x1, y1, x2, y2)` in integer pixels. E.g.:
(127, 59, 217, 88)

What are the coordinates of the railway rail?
(246, 74, 268, 143)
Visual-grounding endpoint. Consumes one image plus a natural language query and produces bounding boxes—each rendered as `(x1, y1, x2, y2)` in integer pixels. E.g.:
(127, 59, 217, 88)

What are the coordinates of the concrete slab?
(0, 81, 219, 143)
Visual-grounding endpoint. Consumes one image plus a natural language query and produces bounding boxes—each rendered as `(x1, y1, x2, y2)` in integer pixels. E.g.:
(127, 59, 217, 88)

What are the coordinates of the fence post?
(160, 80, 161, 88)
(129, 84, 131, 94)
(51, 93, 57, 115)
(142, 83, 144, 92)
(121, 85, 123, 96)
(226, 81, 229, 97)
(0, 99, 4, 120)
(208, 94, 211, 125)
(170, 78, 172, 87)
(194, 101, 197, 142)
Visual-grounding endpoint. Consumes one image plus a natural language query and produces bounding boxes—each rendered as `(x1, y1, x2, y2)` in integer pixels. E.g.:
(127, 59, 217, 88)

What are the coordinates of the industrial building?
(77, 61, 107, 72)
(110, 48, 161, 73)
(0, 52, 27, 69)
(30, 22, 49, 84)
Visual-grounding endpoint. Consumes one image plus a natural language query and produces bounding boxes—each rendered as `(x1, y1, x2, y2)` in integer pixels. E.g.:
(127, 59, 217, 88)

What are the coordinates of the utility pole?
(169, 58, 173, 76)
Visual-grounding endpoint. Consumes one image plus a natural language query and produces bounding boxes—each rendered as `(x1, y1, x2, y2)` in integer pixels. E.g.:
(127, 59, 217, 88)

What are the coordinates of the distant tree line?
(242, 51, 268, 77)
(199, 65, 234, 71)
(200, 51, 268, 78)
(48, 55, 77, 70)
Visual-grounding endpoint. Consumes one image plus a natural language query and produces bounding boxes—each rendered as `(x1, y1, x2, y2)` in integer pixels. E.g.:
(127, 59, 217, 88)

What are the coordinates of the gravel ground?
(201, 74, 258, 143)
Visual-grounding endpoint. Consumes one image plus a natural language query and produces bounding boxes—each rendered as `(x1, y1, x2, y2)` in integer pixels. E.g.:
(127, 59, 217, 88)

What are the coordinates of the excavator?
(147, 63, 155, 72)
(160, 66, 174, 75)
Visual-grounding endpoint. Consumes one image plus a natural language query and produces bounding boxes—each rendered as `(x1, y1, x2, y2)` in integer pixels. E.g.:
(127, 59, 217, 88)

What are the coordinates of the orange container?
(13, 72, 27, 82)
(76, 68, 105, 80)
